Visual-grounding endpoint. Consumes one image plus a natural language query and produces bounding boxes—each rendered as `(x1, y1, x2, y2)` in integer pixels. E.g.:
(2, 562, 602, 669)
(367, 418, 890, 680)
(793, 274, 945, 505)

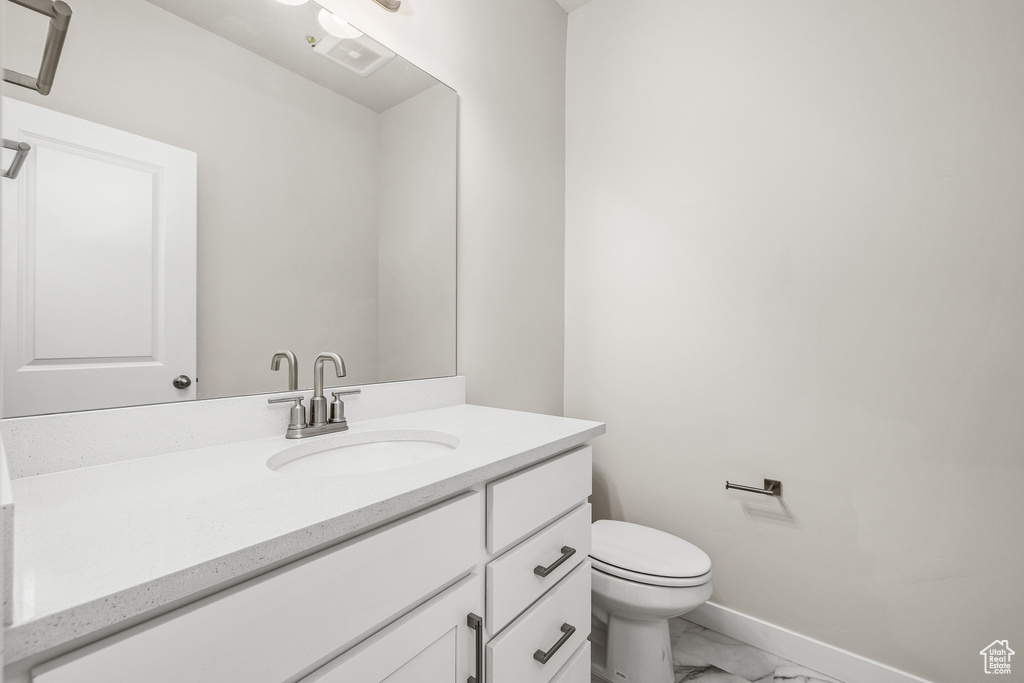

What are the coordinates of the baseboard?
(685, 603, 934, 683)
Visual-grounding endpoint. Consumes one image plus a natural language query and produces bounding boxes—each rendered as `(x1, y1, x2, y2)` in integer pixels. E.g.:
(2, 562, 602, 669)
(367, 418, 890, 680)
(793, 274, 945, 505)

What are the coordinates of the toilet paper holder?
(725, 478, 783, 497)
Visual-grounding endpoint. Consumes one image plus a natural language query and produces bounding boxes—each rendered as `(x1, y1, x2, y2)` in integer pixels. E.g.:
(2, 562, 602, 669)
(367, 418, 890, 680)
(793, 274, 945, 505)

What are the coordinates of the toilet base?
(595, 613, 674, 683)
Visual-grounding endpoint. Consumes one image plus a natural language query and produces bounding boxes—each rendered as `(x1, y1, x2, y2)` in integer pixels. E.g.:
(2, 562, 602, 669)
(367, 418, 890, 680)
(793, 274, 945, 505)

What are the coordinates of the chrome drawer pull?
(533, 623, 576, 664)
(533, 546, 576, 577)
(467, 612, 483, 683)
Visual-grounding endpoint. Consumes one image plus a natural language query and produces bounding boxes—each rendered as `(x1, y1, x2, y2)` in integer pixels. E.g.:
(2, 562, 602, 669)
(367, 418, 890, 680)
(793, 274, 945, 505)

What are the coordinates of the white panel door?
(1, 97, 197, 416)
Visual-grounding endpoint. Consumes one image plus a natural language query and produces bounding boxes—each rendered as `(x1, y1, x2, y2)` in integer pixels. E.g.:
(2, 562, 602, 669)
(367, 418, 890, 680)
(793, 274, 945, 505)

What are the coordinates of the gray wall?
(564, 1, 1024, 681)
(319, 0, 568, 416)
(378, 84, 457, 383)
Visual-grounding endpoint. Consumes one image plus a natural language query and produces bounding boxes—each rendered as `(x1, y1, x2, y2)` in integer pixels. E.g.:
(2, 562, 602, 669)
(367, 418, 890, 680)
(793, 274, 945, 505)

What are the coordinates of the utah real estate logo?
(980, 640, 1014, 675)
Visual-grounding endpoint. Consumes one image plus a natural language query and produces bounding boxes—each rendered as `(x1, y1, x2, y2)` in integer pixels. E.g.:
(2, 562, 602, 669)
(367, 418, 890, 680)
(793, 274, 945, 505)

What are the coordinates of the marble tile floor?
(591, 617, 843, 683)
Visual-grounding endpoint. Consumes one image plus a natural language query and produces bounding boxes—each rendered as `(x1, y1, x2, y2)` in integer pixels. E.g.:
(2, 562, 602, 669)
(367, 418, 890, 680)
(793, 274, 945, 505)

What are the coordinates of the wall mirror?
(0, 0, 457, 417)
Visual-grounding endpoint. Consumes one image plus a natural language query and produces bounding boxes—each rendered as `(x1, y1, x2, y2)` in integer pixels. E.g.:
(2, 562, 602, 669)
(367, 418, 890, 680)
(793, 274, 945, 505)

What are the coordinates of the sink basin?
(267, 429, 460, 476)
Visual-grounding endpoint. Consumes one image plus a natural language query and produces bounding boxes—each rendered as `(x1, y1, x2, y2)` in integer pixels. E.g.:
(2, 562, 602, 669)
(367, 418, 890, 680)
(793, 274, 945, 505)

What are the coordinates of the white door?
(300, 574, 483, 683)
(1, 97, 197, 417)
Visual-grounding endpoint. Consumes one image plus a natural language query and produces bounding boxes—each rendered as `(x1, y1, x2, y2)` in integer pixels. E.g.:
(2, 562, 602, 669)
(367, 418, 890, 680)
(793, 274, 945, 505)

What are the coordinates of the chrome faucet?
(268, 351, 360, 439)
(270, 350, 298, 391)
(310, 352, 345, 427)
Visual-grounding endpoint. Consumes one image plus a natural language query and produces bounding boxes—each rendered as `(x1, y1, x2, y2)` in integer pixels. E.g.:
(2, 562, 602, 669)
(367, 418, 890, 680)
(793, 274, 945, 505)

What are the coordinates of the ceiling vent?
(313, 34, 396, 78)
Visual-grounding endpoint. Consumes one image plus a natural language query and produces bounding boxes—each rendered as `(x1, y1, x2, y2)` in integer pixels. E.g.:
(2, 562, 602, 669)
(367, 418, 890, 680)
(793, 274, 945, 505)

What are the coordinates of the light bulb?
(317, 8, 363, 39)
(275, 0, 308, 5)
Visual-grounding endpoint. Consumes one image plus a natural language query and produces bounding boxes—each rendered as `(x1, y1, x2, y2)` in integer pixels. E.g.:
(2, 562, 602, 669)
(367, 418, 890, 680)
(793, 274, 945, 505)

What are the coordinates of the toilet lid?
(590, 520, 712, 579)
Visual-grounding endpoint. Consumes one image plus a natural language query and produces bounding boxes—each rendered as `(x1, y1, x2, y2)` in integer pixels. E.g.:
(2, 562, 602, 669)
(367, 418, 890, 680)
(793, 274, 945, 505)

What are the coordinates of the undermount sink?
(266, 429, 460, 476)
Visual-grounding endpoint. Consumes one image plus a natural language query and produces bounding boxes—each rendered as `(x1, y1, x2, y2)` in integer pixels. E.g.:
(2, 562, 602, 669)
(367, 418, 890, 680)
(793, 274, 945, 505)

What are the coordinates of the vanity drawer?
(487, 445, 592, 553)
(486, 503, 591, 633)
(33, 492, 482, 683)
(486, 560, 591, 683)
(550, 641, 592, 683)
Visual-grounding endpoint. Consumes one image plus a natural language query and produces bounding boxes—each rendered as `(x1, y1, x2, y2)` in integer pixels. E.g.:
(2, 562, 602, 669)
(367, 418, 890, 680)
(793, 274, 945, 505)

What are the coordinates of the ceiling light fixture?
(317, 9, 364, 40)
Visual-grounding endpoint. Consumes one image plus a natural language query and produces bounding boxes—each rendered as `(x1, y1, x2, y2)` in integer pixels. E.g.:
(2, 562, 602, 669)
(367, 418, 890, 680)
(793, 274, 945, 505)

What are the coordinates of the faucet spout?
(310, 352, 347, 426)
(313, 352, 346, 398)
(271, 350, 298, 391)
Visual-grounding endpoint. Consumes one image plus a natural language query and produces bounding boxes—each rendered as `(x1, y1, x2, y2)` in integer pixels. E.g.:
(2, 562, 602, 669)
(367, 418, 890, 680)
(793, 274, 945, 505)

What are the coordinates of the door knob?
(173, 375, 192, 389)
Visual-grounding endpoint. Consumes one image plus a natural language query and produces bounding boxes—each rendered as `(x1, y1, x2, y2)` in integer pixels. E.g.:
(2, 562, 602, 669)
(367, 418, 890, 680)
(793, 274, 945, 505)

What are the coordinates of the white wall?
(2, 0, 382, 397)
(319, 0, 568, 415)
(378, 84, 458, 383)
(564, 2, 1024, 682)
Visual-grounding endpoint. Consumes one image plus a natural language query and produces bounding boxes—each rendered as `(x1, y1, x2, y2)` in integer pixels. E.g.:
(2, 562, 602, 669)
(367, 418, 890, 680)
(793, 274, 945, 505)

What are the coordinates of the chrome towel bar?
(3, 0, 73, 96)
(725, 478, 783, 497)
(1, 139, 31, 180)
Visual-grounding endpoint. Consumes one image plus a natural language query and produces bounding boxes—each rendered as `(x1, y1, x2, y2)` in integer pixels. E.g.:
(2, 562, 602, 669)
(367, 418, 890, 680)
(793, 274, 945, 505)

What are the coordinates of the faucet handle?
(328, 389, 360, 424)
(268, 395, 308, 430)
(268, 395, 305, 404)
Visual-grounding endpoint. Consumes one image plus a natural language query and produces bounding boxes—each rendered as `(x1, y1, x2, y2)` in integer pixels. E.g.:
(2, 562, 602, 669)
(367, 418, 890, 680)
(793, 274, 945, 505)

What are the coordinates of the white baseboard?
(685, 603, 934, 683)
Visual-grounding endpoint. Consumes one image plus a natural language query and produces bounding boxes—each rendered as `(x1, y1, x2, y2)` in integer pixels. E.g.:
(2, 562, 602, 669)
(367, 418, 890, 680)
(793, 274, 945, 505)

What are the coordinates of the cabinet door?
(302, 574, 483, 683)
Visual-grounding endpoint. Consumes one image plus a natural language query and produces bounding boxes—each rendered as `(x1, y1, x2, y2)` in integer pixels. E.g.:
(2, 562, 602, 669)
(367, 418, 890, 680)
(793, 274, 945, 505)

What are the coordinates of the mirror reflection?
(0, 0, 457, 418)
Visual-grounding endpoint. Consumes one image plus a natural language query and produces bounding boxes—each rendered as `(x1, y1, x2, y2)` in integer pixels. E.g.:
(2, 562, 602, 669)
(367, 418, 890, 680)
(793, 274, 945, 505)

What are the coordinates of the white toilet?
(590, 520, 713, 683)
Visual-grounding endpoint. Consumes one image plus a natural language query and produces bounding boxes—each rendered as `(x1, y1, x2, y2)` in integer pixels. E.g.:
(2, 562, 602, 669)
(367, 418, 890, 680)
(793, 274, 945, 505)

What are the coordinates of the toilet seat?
(590, 520, 712, 587)
(592, 557, 711, 587)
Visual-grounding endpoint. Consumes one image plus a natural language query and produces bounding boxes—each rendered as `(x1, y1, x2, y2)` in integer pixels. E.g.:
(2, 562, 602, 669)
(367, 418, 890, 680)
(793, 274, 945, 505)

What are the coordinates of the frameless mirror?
(0, 0, 457, 417)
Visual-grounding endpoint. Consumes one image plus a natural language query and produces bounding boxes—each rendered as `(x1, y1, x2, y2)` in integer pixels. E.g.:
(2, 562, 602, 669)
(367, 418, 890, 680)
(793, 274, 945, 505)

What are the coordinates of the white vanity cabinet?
(25, 445, 595, 683)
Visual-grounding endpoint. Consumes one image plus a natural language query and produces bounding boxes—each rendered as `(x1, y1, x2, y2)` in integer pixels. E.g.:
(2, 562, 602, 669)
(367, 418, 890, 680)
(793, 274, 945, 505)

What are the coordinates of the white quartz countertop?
(6, 404, 604, 662)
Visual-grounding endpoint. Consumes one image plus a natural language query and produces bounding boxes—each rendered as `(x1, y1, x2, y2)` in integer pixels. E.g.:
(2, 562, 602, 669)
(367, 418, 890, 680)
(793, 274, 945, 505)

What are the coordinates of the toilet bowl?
(590, 520, 712, 683)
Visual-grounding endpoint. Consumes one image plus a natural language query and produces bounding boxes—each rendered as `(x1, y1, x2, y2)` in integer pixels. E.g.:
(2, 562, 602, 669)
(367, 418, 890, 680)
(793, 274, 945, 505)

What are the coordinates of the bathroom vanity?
(0, 378, 603, 683)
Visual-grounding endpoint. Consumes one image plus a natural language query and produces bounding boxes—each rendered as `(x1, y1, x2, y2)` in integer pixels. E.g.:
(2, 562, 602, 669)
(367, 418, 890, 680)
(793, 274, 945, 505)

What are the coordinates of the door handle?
(172, 375, 192, 389)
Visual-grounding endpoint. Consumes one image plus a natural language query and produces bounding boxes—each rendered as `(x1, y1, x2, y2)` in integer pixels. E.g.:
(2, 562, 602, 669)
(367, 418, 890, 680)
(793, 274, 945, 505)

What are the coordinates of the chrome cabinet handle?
(172, 375, 192, 389)
(533, 546, 576, 577)
(467, 613, 483, 683)
(533, 623, 575, 664)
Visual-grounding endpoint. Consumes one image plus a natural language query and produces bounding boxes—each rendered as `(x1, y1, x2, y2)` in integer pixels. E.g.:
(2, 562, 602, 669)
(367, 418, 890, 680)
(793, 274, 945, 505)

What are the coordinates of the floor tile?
(670, 618, 843, 683)
(675, 664, 752, 682)
(772, 664, 844, 682)
(672, 624, 781, 681)
(594, 617, 845, 683)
